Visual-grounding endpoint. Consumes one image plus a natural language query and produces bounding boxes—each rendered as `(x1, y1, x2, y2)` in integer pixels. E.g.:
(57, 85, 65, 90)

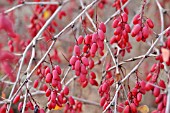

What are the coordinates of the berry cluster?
(69, 22, 106, 87)
(131, 14, 154, 42)
(110, 12, 132, 56)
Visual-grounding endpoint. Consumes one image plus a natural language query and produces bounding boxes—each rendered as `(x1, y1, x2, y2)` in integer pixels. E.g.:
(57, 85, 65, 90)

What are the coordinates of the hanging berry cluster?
(110, 12, 132, 56)
(131, 14, 154, 42)
(69, 22, 106, 87)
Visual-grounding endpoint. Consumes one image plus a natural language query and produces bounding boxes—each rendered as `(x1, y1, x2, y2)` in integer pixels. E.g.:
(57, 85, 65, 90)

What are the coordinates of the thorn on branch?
(117, 81, 121, 86)
(71, 24, 75, 28)
(155, 34, 159, 38)
(58, 1, 63, 6)
(32, 45, 35, 48)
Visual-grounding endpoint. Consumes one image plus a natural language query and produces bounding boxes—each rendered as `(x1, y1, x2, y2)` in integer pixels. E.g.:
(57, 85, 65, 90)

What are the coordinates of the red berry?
(131, 24, 141, 37)
(157, 102, 163, 111)
(77, 35, 84, 45)
(51, 91, 57, 102)
(55, 65, 62, 75)
(43, 84, 48, 91)
(137, 93, 142, 102)
(89, 78, 98, 86)
(74, 45, 81, 56)
(155, 94, 163, 104)
(33, 80, 39, 88)
(159, 80, 166, 89)
(98, 29, 105, 41)
(102, 82, 108, 92)
(69, 56, 77, 65)
(69, 96, 75, 105)
(75, 60, 81, 71)
(63, 86, 69, 95)
(153, 87, 160, 97)
(45, 73, 52, 83)
(146, 18, 154, 28)
(114, 26, 122, 35)
(99, 22, 106, 33)
(133, 14, 140, 25)
(84, 35, 92, 44)
(125, 24, 131, 33)
(45, 67, 50, 75)
(90, 71, 96, 79)
(92, 32, 98, 42)
(100, 97, 106, 106)
(13, 95, 20, 104)
(142, 26, 149, 39)
(122, 12, 128, 22)
(81, 57, 89, 66)
(117, 103, 124, 112)
(123, 105, 130, 113)
(46, 88, 51, 97)
(112, 18, 119, 28)
(130, 103, 137, 113)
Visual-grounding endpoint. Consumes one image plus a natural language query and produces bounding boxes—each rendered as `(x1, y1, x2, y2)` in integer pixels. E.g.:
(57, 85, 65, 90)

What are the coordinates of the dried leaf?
(53, 105, 63, 110)
(1, 92, 6, 99)
(137, 105, 149, 113)
(161, 48, 170, 62)
(43, 10, 51, 20)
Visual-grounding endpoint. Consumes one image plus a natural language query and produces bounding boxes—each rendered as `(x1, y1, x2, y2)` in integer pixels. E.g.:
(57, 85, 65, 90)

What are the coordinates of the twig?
(102, 85, 121, 113)
(120, 26, 170, 83)
(156, 0, 164, 44)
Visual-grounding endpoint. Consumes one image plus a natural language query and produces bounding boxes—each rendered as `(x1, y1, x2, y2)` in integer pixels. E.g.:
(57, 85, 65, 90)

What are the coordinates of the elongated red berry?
(137, 93, 142, 102)
(130, 103, 137, 113)
(89, 78, 98, 86)
(90, 71, 96, 79)
(98, 29, 105, 41)
(46, 73, 52, 83)
(158, 80, 166, 89)
(81, 57, 89, 66)
(51, 91, 57, 102)
(146, 18, 154, 28)
(133, 14, 140, 25)
(90, 43, 98, 55)
(99, 22, 106, 33)
(92, 33, 98, 42)
(155, 94, 163, 104)
(55, 65, 61, 75)
(33, 80, 39, 88)
(69, 56, 77, 65)
(117, 103, 124, 112)
(52, 70, 60, 81)
(122, 12, 128, 22)
(123, 105, 130, 113)
(114, 26, 122, 35)
(75, 60, 81, 71)
(131, 24, 141, 37)
(112, 18, 119, 28)
(45, 67, 50, 75)
(84, 35, 92, 44)
(89, 59, 94, 69)
(13, 95, 20, 104)
(74, 45, 81, 56)
(63, 86, 69, 95)
(153, 87, 160, 97)
(102, 82, 108, 92)
(43, 84, 48, 91)
(46, 88, 51, 97)
(100, 97, 106, 106)
(125, 24, 131, 33)
(69, 96, 75, 105)
(142, 26, 149, 39)
(77, 35, 84, 45)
